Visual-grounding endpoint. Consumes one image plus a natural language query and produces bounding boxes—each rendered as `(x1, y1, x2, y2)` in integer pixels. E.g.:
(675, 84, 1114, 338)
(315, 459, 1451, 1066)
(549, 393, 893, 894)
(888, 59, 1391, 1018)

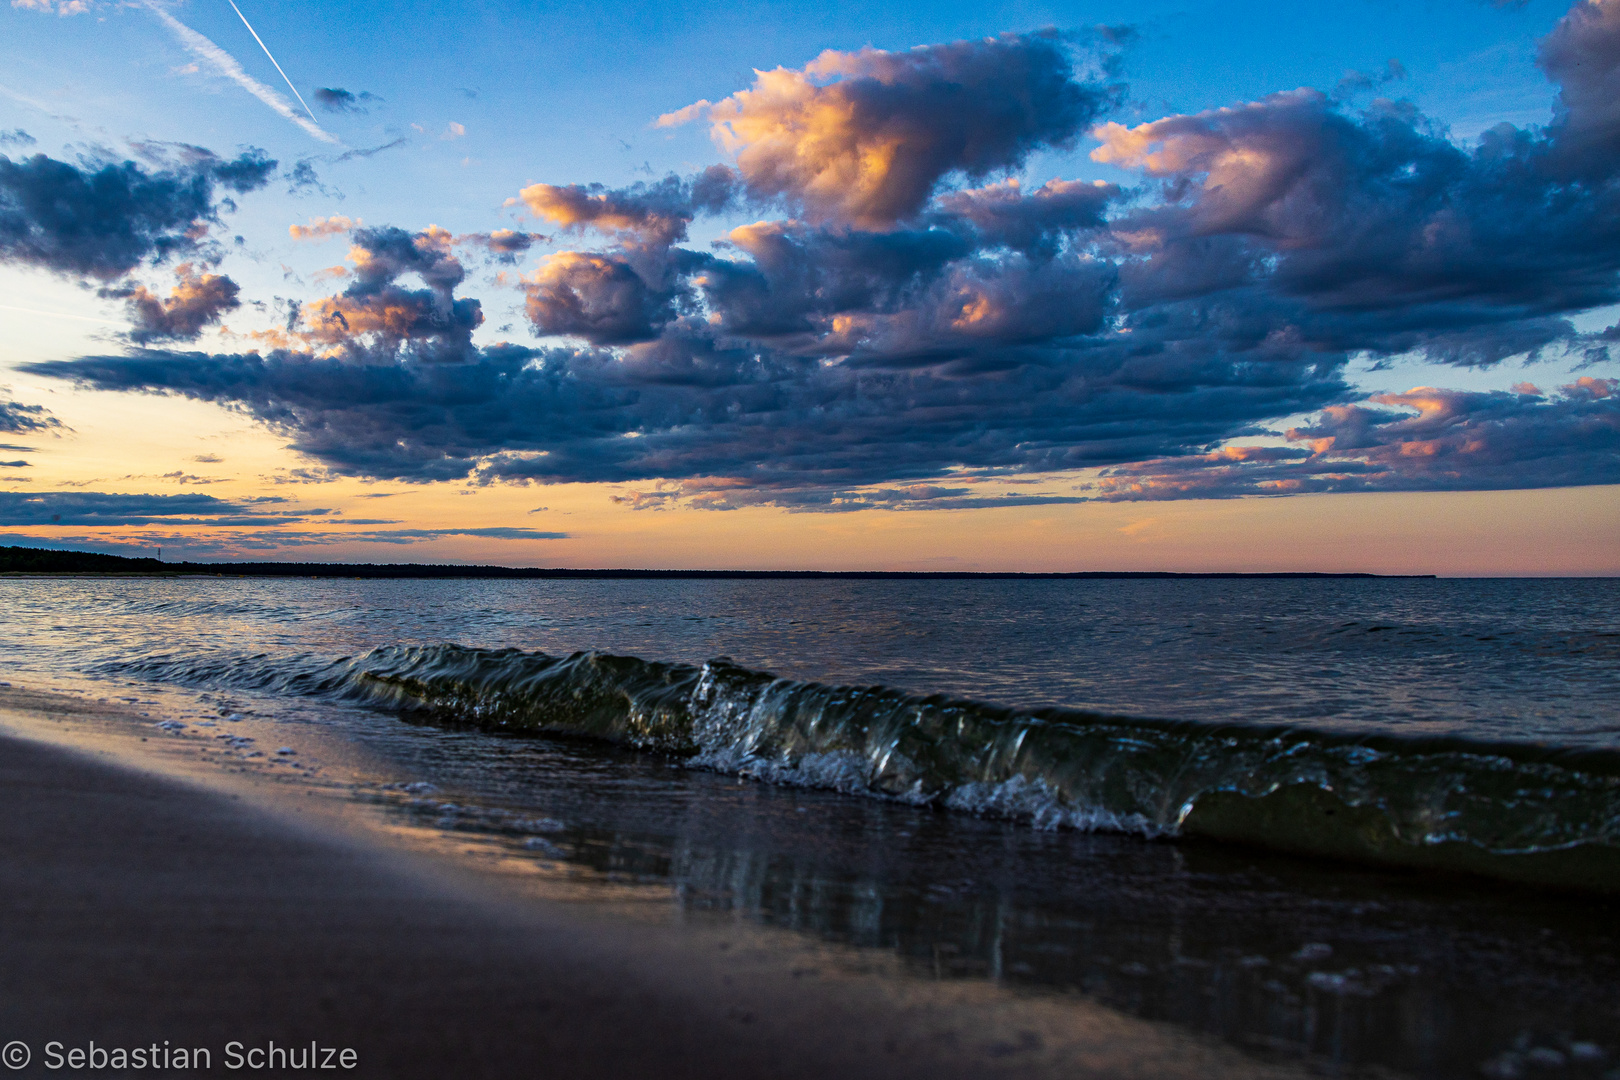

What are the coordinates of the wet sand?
(0, 687, 1306, 1079)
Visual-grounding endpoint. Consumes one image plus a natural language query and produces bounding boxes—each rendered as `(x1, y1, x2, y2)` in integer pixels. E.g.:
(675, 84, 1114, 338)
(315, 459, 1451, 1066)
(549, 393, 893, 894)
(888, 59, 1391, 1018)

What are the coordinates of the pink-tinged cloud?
(19, 5, 1620, 510)
(246, 227, 482, 359)
(1096, 381, 1620, 500)
(514, 169, 736, 247)
(519, 183, 690, 246)
(662, 31, 1116, 228)
(1084, 0, 1620, 346)
(522, 251, 680, 345)
(105, 263, 240, 343)
(289, 215, 359, 240)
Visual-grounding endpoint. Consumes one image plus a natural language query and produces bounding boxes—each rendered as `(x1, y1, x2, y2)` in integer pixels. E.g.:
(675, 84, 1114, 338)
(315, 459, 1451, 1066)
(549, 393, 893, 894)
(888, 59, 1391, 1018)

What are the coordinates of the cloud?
(0, 491, 335, 526)
(611, 480, 1087, 512)
(0, 148, 274, 279)
(330, 137, 409, 164)
(335, 527, 568, 541)
(102, 263, 240, 343)
(152, 470, 222, 484)
(1539, 0, 1620, 175)
(660, 30, 1121, 227)
(22, 5, 1620, 510)
(932, 178, 1119, 256)
(11, 0, 90, 14)
(285, 160, 336, 196)
(25, 329, 1347, 491)
(248, 226, 482, 360)
(0, 129, 34, 147)
(289, 215, 359, 240)
(147, 3, 338, 145)
(1084, 0, 1620, 366)
(0, 392, 62, 435)
(523, 249, 707, 344)
(313, 87, 380, 114)
(1095, 379, 1620, 499)
(1332, 58, 1407, 101)
(456, 228, 546, 263)
(516, 168, 737, 246)
(0, 526, 564, 557)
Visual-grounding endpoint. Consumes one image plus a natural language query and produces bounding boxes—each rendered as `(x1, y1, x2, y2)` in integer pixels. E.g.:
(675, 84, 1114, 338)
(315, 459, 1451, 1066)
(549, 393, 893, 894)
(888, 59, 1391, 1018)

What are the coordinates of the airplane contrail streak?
(146, 2, 337, 144)
(224, 0, 318, 123)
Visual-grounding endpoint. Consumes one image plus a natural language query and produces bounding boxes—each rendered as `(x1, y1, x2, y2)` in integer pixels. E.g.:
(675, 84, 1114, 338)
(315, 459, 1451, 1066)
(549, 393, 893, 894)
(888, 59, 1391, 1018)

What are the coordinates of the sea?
(3, 574, 1618, 1077)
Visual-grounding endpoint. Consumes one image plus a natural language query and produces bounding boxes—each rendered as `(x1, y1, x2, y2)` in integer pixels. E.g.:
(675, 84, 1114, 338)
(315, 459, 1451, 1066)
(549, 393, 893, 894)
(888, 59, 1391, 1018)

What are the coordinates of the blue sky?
(1, 0, 1579, 232)
(0, 0, 1615, 572)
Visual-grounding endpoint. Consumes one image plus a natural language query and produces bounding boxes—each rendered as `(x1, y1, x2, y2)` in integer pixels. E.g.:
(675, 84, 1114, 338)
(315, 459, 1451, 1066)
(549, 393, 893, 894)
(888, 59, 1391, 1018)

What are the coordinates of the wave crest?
(102, 643, 1620, 890)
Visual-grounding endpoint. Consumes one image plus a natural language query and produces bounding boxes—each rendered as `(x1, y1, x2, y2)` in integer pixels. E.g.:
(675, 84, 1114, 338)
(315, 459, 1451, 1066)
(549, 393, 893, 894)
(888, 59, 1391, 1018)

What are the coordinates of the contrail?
(224, 0, 317, 124)
(146, 2, 337, 144)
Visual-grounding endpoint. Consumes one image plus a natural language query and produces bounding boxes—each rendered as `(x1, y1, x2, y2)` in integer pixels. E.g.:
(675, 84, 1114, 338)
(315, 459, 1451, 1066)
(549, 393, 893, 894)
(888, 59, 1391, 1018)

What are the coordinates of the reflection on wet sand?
(376, 727, 1620, 1080)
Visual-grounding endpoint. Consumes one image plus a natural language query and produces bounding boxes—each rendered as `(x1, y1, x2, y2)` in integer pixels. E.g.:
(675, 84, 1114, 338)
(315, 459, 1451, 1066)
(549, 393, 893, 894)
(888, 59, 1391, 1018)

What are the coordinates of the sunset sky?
(1, 0, 1617, 573)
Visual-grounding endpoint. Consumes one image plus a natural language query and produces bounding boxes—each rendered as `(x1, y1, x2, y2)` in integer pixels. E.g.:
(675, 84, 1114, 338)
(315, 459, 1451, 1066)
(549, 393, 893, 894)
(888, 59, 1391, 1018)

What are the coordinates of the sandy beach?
(0, 685, 1311, 1079)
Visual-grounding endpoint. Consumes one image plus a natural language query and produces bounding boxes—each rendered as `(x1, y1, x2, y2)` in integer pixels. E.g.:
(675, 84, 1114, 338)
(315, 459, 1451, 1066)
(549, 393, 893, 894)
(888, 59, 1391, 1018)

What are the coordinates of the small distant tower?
(157, 546, 162, 563)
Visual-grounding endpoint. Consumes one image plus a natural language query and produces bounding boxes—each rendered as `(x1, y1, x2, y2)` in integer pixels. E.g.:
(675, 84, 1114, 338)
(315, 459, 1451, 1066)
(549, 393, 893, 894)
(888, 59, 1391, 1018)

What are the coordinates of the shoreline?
(0, 543, 1440, 578)
(0, 685, 1308, 1079)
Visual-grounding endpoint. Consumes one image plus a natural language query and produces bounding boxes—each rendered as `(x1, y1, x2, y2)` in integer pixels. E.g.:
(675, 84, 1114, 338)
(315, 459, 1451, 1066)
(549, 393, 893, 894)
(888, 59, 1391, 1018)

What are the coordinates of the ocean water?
(3, 574, 1619, 1076)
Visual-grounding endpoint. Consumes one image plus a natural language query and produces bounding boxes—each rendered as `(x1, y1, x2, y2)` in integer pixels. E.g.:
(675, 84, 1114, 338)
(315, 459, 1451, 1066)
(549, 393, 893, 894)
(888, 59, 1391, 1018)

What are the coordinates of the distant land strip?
(0, 546, 1436, 579)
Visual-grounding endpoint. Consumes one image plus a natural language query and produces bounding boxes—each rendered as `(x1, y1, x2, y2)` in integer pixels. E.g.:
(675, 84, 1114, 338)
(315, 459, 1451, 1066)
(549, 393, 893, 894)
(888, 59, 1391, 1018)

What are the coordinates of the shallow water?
(6, 576, 1619, 739)
(3, 575, 1618, 1077)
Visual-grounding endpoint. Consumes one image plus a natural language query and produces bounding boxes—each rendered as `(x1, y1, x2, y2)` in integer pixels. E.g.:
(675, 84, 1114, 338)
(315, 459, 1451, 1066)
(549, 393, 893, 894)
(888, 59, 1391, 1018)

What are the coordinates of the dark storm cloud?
(0, 148, 274, 279)
(0, 491, 334, 526)
(23, 2, 1620, 507)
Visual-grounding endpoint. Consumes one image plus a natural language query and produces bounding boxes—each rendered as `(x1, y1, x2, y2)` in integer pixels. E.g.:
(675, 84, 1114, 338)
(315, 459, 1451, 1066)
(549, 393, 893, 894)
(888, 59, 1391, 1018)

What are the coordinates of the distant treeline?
(0, 545, 1432, 580)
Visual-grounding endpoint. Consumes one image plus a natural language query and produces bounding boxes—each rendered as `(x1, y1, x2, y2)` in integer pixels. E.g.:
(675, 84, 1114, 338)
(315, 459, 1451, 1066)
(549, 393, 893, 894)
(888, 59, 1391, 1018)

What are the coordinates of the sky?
(0, 0, 1616, 573)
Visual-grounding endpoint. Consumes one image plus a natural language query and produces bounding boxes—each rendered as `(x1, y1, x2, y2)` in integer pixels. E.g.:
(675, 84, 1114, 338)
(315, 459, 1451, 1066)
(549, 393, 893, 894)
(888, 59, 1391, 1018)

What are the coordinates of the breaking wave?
(100, 644, 1620, 891)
